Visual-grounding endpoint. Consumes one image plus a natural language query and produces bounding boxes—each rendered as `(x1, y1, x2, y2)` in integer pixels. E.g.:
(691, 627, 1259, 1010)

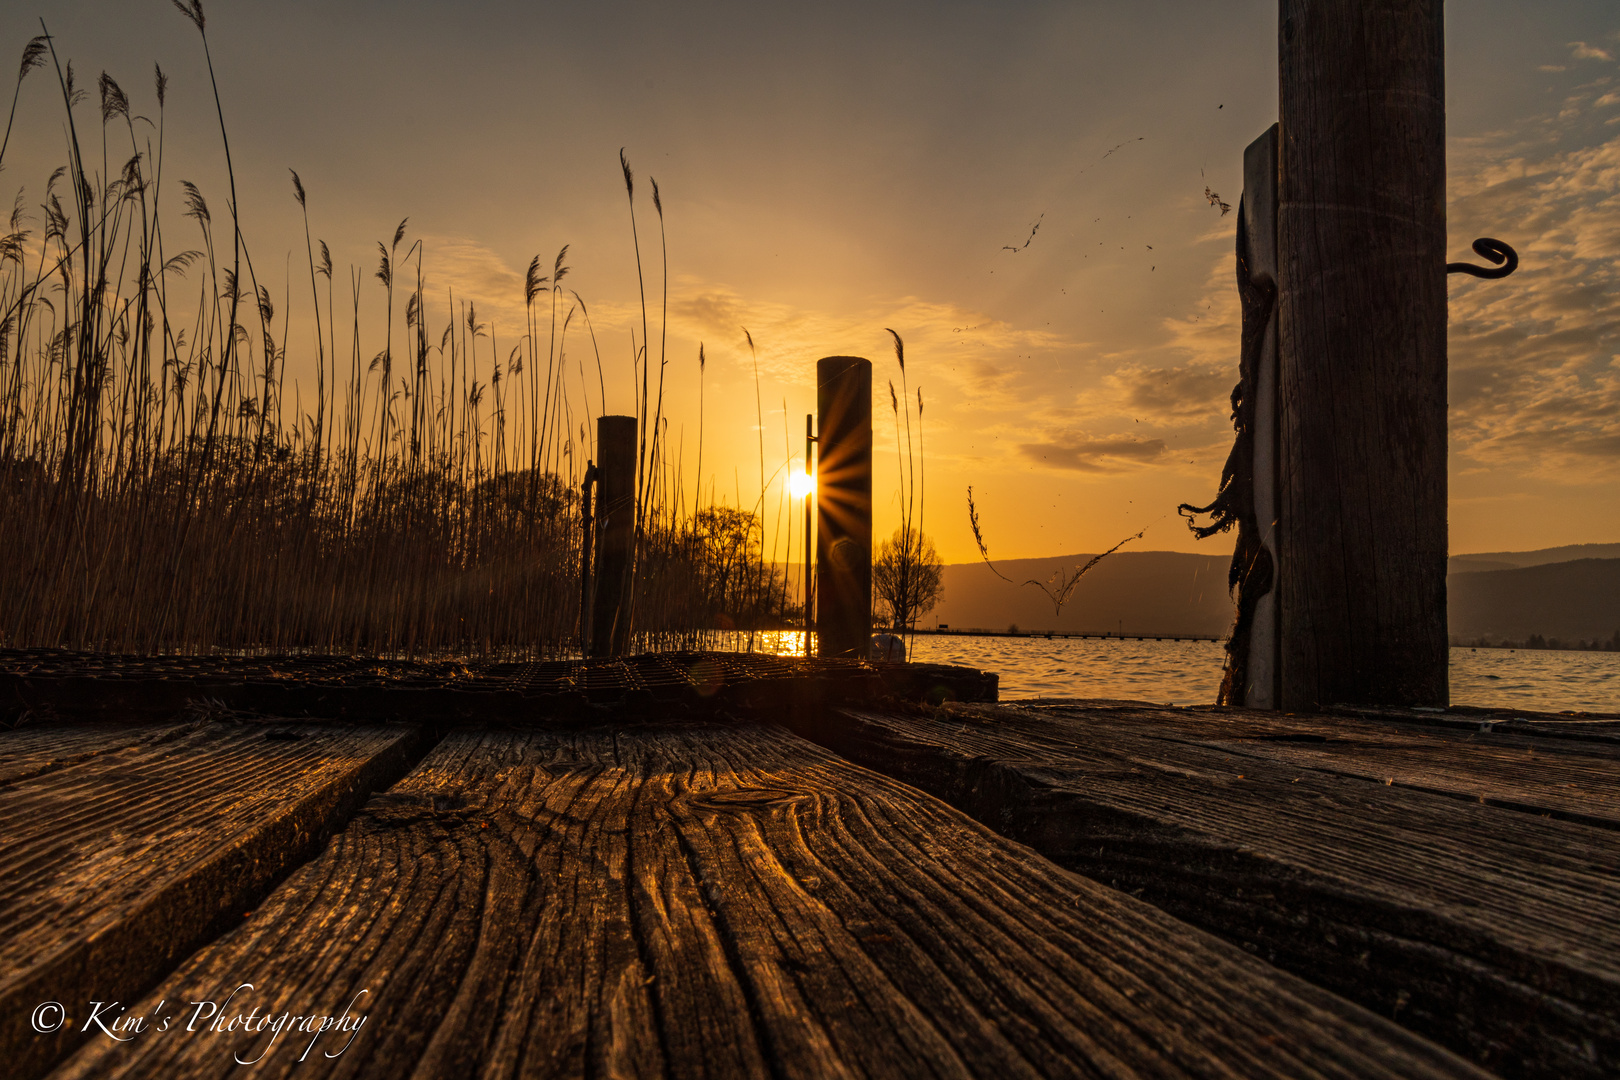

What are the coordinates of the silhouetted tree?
(873, 527, 943, 632)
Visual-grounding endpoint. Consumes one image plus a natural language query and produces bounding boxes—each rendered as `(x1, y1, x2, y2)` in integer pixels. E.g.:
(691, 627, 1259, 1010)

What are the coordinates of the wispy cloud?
(1447, 78, 1620, 478)
(1056, 251, 1241, 431)
(1113, 363, 1233, 420)
(667, 278, 1074, 407)
(412, 235, 537, 345)
(1018, 432, 1168, 472)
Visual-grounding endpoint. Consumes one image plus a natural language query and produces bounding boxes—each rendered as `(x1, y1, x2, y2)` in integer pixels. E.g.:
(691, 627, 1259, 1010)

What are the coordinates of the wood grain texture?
(0, 719, 196, 786)
(1, 719, 434, 1080)
(789, 703, 1620, 1080)
(1276, 0, 1449, 707)
(1043, 699, 1620, 829)
(53, 721, 1485, 1079)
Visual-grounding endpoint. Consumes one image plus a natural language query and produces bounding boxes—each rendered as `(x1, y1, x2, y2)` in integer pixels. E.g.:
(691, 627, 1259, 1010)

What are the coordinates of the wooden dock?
(2, 653, 1614, 1078)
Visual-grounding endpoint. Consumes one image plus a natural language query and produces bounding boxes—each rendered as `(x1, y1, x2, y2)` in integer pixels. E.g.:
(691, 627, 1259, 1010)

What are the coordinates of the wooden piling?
(1276, 0, 1448, 708)
(815, 357, 872, 659)
(590, 415, 637, 657)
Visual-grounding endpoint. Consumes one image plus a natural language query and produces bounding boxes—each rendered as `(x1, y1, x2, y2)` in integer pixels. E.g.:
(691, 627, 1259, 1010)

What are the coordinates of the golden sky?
(4, 1, 1617, 562)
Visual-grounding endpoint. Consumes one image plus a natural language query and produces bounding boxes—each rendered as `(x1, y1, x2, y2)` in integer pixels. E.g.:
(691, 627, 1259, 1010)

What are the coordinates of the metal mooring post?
(579, 461, 599, 652)
(1228, 125, 1280, 709)
(1277, 0, 1447, 708)
(804, 413, 817, 644)
(590, 415, 637, 657)
(815, 357, 872, 659)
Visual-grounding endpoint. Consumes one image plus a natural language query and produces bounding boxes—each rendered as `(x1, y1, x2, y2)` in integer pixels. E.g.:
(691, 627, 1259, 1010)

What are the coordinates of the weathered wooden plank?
(50, 721, 1485, 1079)
(1026, 700, 1620, 828)
(1, 718, 435, 1080)
(790, 703, 1620, 1079)
(0, 718, 198, 786)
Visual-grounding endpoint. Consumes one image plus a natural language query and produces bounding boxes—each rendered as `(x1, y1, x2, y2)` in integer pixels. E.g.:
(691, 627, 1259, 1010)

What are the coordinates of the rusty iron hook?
(1447, 237, 1518, 279)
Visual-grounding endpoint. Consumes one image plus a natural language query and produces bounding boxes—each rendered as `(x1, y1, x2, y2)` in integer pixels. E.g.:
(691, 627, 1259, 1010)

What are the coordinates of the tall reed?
(0, 13, 794, 658)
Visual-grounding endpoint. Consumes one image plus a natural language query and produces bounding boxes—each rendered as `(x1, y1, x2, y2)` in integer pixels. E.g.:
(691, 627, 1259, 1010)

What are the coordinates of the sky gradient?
(3, 0, 1616, 562)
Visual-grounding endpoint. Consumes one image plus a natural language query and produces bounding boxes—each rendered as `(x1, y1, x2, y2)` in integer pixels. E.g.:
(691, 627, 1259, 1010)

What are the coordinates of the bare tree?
(873, 527, 943, 632)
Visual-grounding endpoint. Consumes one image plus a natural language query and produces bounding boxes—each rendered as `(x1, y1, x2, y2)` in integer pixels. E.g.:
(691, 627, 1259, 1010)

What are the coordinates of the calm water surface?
(721, 630, 1617, 712)
(902, 634, 1619, 712)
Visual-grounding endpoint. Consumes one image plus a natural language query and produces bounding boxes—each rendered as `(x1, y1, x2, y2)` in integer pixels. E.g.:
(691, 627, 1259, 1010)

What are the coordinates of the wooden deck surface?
(0, 717, 433, 1080)
(788, 701, 1620, 1080)
(9, 717, 1493, 1079)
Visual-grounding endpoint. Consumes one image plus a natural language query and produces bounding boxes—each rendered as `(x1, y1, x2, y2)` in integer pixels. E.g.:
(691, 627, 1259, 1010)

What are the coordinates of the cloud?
(1154, 254, 1243, 370)
(1447, 95, 1620, 478)
(664, 278, 1076, 408)
(1111, 363, 1233, 420)
(415, 235, 530, 339)
(1570, 42, 1615, 63)
(1018, 432, 1168, 472)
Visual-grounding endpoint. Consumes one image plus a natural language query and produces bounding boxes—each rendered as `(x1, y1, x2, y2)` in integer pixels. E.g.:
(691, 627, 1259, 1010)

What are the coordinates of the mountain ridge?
(917, 545, 1619, 642)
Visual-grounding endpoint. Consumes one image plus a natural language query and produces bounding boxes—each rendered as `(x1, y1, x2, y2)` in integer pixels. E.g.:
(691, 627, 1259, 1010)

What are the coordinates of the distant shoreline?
(901, 627, 1224, 642)
(1455, 636, 1620, 654)
(898, 627, 1620, 655)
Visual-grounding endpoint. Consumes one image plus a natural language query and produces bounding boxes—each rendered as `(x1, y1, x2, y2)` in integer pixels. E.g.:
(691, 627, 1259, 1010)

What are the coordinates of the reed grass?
(0, 12, 795, 658)
(874, 329, 940, 646)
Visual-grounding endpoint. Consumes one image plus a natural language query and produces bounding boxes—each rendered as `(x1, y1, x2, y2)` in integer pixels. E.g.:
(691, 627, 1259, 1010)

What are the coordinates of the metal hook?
(1447, 237, 1518, 279)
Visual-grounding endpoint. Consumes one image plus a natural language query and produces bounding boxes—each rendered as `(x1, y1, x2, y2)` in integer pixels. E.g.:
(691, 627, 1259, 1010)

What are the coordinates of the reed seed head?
(524, 256, 548, 304)
(98, 72, 129, 124)
(180, 179, 210, 225)
(65, 62, 85, 109)
(19, 36, 47, 83)
(289, 169, 306, 208)
(170, 0, 205, 33)
(885, 327, 905, 373)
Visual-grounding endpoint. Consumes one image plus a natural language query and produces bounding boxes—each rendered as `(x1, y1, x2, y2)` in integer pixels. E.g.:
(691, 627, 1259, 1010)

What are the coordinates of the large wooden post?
(590, 415, 636, 657)
(1276, 0, 1449, 708)
(815, 357, 871, 659)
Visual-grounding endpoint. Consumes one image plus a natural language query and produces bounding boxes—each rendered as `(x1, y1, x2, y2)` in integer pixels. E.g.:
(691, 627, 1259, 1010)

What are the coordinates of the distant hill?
(930, 551, 1234, 637)
(1450, 543, 1620, 574)
(916, 545, 1619, 644)
(1449, 558, 1620, 644)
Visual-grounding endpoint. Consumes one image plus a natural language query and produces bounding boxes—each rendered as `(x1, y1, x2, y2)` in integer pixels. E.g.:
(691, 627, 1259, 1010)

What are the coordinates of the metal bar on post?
(579, 461, 599, 653)
(815, 357, 871, 659)
(1242, 125, 1280, 708)
(590, 415, 637, 657)
(804, 413, 816, 650)
(1276, 0, 1448, 708)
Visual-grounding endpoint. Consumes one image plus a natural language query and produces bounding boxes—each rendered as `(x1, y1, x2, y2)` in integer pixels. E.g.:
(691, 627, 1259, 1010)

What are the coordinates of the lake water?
(712, 630, 1618, 712)
(903, 634, 1620, 713)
